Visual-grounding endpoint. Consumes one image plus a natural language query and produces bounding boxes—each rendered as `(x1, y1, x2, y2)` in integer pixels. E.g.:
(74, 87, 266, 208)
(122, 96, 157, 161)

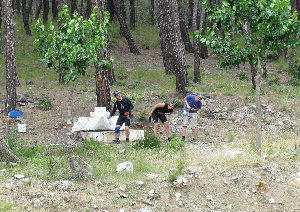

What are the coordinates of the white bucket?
(18, 124, 26, 133)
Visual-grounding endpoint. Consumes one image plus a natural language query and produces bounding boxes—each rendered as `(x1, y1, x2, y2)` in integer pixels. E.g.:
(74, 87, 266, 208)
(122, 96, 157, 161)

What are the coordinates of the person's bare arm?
(149, 103, 165, 116)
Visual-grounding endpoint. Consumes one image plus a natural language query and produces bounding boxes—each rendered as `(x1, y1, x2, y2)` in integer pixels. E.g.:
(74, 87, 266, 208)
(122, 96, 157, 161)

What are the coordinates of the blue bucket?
(9, 110, 23, 118)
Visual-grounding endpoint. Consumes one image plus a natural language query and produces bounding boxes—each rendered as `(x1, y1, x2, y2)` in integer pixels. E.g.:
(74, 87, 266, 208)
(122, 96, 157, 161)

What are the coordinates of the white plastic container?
(18, 124, 27, 133)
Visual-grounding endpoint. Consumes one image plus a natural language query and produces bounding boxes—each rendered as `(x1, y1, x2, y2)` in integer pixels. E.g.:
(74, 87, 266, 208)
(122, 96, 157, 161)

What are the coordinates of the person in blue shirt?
(182, 93, 203, 142)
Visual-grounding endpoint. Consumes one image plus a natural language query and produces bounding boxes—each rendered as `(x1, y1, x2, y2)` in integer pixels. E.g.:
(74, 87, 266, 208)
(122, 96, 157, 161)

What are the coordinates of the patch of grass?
(138, 110, 147, 121)
(0, 201, 14, 212)
(268, 74, 281, 86)
(236, 72, 249, 81)
(166, 134, 185, 151)
(37, 113, 49, 121)
(38, 95, 53, 111)
(168, 158, 185, 182)
(134, 132, 161, 149)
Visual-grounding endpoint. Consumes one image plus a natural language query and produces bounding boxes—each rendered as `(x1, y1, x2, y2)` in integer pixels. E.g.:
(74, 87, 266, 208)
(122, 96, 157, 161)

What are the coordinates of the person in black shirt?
(148, 101, 177, 141)
(109, 90, 134, 143)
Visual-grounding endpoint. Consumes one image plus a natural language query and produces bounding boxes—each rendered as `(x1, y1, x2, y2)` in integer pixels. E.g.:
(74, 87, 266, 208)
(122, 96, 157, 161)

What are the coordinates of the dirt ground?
(0, 46, 300, 212)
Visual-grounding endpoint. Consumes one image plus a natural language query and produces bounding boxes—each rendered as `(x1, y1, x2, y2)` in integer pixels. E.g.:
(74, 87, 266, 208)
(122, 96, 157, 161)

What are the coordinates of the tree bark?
(171, 0, 188, 93)
(192, 0, 201, 83)
(52, 0, 58, 20)
(58, 0, 66, 83)
(250, 62, 256, 90)
(93, 0, 112, 110)
(35, 0, 42, 19)
(188, 0, 193, 28)
(106, 0, 115, 21)
(71, 0, 77, 14)
(113, 0, 140, 54)
(43, 0, 49, 23)
(199, 12, 208, 59)
(177, 0, 193, 53)
(4, 0, 18, 113)
(22, 0, 33, 35)
(86, 0, 92, 18)
(80, 0, 84, 16)
(15, 0, 21, 14)
(255, 58, 262, 156)
(0, 1, 2, 36)
(150, 0, 155, 21)
(0, 138, 20, 163)
(129, 0, 135, 28)
(157, 0, 175, 74)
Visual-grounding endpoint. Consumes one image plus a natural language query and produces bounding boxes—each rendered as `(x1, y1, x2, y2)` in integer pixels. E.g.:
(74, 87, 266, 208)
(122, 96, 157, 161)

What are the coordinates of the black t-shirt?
(155, 103, 173, 114)
(110, 97, 134, 116)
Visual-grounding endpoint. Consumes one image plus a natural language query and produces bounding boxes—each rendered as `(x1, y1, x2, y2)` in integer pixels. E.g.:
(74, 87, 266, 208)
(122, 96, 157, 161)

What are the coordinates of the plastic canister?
(18, 124, 27, 133)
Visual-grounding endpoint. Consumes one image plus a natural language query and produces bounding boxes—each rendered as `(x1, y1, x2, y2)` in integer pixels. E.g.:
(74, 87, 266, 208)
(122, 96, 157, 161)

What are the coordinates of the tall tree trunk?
(192, 0, 200, 83)
(58, 0, 66, 83)
(199, 12, 208, 59)
(0, 1, 2, 36)
(35, 0, 42, 19)
(177, 0, 193, 53)
(86, 0, 92, 18)
(43, 0, 49, 24)
(16, 0, 21, 14)
(250, 62, 256, 90)
(0, 138, 20, 163)
(52, 0, 58, 20)
(4, 0, 18, 113)
(93, 0, 112, 110)
(188, 0, 193, 28)
(113, 0, 140, 54)
(150, 0, 155, 21)
(129, 0, 135, 28)
(22, 0, 33, 35)
(80, 0, 84, 15)
(71, 0, 77, 14)
(106, 0, 115, 21)
(255, 58, 262, 156)
(171, 0, 188, 93)
(157, 0, 175, 74)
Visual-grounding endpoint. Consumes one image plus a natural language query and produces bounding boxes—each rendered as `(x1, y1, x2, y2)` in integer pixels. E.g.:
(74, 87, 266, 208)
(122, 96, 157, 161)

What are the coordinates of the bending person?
(149, 101, 177, 142)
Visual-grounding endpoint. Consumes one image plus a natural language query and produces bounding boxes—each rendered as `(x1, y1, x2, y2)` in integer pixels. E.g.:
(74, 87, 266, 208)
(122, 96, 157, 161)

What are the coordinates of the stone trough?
(71, 107, 144, 143)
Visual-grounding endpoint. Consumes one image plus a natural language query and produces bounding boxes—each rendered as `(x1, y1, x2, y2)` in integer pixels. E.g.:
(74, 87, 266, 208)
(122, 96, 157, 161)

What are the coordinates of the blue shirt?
(184, 95, 202, 113)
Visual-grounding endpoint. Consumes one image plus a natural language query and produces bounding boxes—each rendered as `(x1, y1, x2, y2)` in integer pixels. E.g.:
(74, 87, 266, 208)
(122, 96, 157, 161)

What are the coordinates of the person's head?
(168, 100, 177, 109)
(113, 90, 122, 100)
(195, 93, 203, 102)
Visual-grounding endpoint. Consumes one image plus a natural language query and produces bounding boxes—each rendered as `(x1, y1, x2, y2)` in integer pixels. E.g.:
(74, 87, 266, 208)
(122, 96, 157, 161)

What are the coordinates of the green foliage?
(138, 110, 147, 121)
(168, 158, 185, 182)
(34, 5, 113, 83)
(134, 132, 161, 149)
(38, 95, 53, 111)
(166, 135, 185, 151)
(0, 201, 14, 211)
(197, 0, 300, 69)
(286, 60, 300, 86)
(115, 67, 128, 80)
(268, 74, 281, 86)
(236, 72, 249, 81)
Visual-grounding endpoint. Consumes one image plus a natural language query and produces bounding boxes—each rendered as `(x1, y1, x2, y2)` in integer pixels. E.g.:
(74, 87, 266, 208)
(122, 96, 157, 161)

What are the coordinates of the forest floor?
(0, 45, 300, 212)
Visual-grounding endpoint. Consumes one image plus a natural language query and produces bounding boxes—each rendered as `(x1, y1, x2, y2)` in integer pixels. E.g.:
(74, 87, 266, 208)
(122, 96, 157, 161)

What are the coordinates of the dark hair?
(170, 100, 177, 107)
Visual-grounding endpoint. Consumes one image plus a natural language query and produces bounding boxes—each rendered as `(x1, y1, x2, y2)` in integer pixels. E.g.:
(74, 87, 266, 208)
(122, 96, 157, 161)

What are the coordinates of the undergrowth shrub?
(168, 158, 185, 182)
(268, 74, 281, 86)
(236, 72, 249, 81)
(115, 67, 128, 80)
(166, 134, 185, 151)
(38, 95, 53, 111)
(287, 60, 300, 86)
(134, 132, 161, 149)
(138, 110, 147, 121)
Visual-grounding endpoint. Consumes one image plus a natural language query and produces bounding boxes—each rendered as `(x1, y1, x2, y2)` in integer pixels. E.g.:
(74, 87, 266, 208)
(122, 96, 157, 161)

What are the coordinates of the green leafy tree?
(197, 0, 300, 155)
(34, 5, 113, 83)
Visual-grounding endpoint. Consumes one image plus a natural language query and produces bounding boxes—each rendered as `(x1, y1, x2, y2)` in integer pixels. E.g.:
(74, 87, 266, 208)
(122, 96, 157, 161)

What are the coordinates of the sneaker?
(192, 139, 197, 143)
(181, 137, 186, 142)
(167, 137, 171, 142)
(126, 138, 129, 143)
(113, 139, 120, 144)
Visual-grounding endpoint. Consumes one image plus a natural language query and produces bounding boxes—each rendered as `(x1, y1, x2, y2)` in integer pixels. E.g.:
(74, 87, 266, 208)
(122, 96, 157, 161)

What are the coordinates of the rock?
(268, 197, 275, 204)
(119, 193, 128, 198)
(119, 184, 127, 191)
(206, 194, 213, 201)
(148, 189, 160, 200)
(136, 181, 145, 186)
(291, 178, 300, 188)
(226, 150, 244, 158)
(175, 192, 182, 199)
(14, 174, 25, 179)
(140, 208, 152, 212)
(146, 173, 159, 180)
(0, 169, 6, 172)
(174, 176, 188, 188)
(53, 180, 75, 191)
(117, 161, 133, 173)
